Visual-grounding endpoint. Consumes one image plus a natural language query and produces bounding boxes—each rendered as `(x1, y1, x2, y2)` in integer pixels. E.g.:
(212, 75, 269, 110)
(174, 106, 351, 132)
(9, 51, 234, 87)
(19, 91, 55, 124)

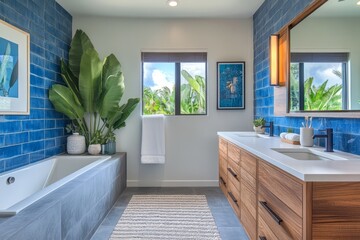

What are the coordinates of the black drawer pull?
(259, 236, 267, 240)
(227, 167, 238, 178)
(228, 192, 238, 206)
(219, 177, 226, 186)
(259, 201, 283, 225)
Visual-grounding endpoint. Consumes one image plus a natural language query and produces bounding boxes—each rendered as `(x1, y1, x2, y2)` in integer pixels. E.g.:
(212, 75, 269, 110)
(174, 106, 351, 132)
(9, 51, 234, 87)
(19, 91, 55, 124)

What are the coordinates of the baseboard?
(127, 180, 219, 187)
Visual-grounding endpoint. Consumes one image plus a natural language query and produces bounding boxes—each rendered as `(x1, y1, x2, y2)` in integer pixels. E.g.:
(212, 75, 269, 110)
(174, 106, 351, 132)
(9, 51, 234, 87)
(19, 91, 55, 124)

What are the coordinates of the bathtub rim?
(0, 154, 111, 177)
(0, 154, 112, 216)
(0, 153, 126, 240)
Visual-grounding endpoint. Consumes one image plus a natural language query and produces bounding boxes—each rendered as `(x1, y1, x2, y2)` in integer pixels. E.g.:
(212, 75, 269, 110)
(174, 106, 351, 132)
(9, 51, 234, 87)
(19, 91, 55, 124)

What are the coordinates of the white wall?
(73, 17, 254, 186)
(291, 17, 360, 110)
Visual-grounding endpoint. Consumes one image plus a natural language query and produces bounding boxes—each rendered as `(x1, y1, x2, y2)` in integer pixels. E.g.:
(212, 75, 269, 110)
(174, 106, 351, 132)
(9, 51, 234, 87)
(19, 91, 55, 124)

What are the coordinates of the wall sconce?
(269, 34, 280, 86)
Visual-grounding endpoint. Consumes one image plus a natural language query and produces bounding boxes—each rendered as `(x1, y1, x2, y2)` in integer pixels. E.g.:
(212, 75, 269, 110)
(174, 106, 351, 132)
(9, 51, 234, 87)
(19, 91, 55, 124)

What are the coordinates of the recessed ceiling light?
(357, 0, 360, 5)
(167, 0, 178, 7)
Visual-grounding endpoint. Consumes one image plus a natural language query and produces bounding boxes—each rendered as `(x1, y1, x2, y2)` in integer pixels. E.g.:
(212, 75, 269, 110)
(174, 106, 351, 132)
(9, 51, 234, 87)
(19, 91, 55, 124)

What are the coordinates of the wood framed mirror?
(274, 0, 360, 118)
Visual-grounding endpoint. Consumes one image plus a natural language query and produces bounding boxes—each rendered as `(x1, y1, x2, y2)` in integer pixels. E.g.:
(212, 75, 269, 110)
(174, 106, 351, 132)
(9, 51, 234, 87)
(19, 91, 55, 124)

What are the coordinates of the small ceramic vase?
(88, 144, 101, 155)
(101, 144, 106, 155)
(106, 141, 116, 155)
(67, 133, 86, 154)
(253, 126, 265, 134)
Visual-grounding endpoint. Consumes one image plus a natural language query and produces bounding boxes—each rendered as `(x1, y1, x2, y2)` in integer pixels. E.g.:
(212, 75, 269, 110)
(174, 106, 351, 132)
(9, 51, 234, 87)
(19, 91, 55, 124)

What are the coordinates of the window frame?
(290, 52, 349, 111)
(141, 52, 208, 116)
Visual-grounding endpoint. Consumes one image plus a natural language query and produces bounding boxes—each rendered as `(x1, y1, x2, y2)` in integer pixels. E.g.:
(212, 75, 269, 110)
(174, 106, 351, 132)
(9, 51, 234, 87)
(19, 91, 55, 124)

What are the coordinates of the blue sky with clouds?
(143, 62, 205, 91)
(304, 62, 342, 87)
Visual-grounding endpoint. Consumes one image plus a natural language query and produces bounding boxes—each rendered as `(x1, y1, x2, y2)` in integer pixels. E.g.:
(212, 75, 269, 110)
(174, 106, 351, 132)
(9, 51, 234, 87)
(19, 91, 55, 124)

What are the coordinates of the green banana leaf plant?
(290, 64, 343, 111)
(143, 86, 175, 115)
(180, 70, 206, 114)
(49, 29, 139, 145)
(143, 70, 205, 115)
(304, 77, 342, 111)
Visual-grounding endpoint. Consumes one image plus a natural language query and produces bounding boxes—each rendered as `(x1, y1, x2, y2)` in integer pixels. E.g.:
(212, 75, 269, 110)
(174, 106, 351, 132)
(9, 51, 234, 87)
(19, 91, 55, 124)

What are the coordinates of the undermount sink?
(232, 132, 271, 139)
(271, 148, 349, 161)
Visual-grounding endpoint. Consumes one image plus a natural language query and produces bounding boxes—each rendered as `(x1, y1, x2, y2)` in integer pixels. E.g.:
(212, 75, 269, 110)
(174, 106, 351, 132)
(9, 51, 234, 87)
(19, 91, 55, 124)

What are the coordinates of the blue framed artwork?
(217, 61, 245, 110)
(0, 19, 30, 115)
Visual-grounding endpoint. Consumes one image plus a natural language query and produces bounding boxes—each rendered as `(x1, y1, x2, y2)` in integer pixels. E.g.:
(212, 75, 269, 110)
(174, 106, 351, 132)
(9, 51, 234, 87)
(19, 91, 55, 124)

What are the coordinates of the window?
(142, 52, 207, 115)
(290, 53, 348, 111)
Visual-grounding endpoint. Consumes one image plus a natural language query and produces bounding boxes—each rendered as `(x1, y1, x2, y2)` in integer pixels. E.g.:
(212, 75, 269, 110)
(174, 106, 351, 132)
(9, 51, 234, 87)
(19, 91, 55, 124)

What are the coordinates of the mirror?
(289, 0, 360, 112)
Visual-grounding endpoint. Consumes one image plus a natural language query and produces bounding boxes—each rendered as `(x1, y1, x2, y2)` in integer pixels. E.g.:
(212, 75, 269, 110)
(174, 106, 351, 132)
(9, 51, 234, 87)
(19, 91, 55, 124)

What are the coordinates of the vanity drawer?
(241, 201, 257, 240)
(258, 184, 302, 240)
(258, 213, 279, 240)
(219, 138, 228, 155)
(259, 161, 303, 217)
(241, 182, 256, 218)
(228, 142, 240, 165)
(227, 159, 240, 191)
(219, 151, 227, 175)
(241, 168, 256, 193)
(241, 150, 257, 177)
(219, 170, 227, 196)
(241, 183, 257, 240)
(227, 179, 241, 217)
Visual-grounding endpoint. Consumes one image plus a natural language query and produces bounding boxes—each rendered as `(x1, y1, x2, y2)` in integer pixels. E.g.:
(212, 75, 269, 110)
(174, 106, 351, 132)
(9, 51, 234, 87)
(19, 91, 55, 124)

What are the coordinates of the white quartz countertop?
(218, 131, 360, 182)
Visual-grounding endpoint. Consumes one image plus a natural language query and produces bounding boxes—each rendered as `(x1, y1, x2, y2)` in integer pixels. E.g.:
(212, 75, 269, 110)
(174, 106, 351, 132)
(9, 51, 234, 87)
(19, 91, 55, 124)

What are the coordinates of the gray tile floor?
(90, 187, 249, 240)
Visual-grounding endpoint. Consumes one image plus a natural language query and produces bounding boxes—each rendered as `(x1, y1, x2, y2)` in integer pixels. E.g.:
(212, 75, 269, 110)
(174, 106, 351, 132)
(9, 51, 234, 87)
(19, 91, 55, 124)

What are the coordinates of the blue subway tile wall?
(0, 0, 72, 173)
(253, 0, 360, 155)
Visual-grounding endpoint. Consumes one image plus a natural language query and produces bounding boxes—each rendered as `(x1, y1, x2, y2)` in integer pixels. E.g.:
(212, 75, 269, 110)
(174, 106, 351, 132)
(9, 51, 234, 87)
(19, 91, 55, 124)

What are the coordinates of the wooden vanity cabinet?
(219, 137, 360, 240)
(258, 161, 307, 240)
(219, 138, 242, 218)
(218, 138, 228, 196)
(240, 151, 258, 240)
(226, 141, 241, 217)
(218, 138, 257, 239)
(257, 159, 360, 240)
(312, 182, 360, 239)
(218, 138, 241, 216)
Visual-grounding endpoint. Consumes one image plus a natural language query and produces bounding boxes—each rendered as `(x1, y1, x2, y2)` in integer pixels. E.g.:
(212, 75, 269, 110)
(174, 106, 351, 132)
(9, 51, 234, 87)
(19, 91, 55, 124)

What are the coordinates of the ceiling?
(56, 0, 265, 18)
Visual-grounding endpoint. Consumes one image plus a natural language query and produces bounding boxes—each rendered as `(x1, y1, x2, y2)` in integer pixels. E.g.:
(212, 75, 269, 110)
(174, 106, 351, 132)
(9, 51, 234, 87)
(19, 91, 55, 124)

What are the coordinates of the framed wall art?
(0, 19, 30, 115)
(217, 61, 245, 110)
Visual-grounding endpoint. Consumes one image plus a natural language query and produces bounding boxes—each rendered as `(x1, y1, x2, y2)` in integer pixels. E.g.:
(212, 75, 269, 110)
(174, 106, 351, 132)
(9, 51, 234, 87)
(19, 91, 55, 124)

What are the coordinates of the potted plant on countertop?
(49, 29, 140, 155)
(253, 117, 266, 134)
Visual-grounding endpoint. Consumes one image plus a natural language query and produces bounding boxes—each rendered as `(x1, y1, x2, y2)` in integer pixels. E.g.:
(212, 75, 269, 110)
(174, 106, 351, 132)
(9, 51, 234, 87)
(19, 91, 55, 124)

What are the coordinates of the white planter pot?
(88, 144, 101, 155)
(67, 133, 86, 154)
(253, 126, 265, 134)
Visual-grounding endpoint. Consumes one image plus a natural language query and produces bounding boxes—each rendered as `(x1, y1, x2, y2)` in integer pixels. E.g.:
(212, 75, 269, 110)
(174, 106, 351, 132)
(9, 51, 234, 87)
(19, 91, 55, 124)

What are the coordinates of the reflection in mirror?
(290, 0, 360, 111)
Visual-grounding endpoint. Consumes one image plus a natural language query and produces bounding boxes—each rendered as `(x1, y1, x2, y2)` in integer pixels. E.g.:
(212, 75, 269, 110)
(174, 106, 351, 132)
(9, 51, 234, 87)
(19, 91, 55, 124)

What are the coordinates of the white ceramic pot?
(88, 144, 101, 155)
(67, 133, 86, 154)
(253, 126, 265, 134)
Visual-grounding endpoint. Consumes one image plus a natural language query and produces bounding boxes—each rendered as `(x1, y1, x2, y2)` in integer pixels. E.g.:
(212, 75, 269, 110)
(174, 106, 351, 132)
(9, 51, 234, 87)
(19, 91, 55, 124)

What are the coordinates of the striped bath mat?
(109, 195, 221, 239)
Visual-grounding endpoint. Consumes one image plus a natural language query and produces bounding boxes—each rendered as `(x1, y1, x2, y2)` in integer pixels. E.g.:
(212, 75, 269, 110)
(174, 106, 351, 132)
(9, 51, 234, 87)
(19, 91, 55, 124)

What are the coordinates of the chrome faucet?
(313, 128, 334, 152)
(261, 121, 274, 137)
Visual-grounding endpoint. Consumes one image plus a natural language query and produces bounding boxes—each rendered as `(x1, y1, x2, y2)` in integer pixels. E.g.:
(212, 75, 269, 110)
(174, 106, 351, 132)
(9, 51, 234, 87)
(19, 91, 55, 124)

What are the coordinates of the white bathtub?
(0, 155, 111, 216)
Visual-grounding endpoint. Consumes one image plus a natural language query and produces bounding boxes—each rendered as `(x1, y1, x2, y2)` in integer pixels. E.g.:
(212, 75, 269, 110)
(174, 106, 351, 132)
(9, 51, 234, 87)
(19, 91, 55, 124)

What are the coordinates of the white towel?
(280, 132, 287, 139)
(141, 115, 165, 164)
(284, 133, 300, 142)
